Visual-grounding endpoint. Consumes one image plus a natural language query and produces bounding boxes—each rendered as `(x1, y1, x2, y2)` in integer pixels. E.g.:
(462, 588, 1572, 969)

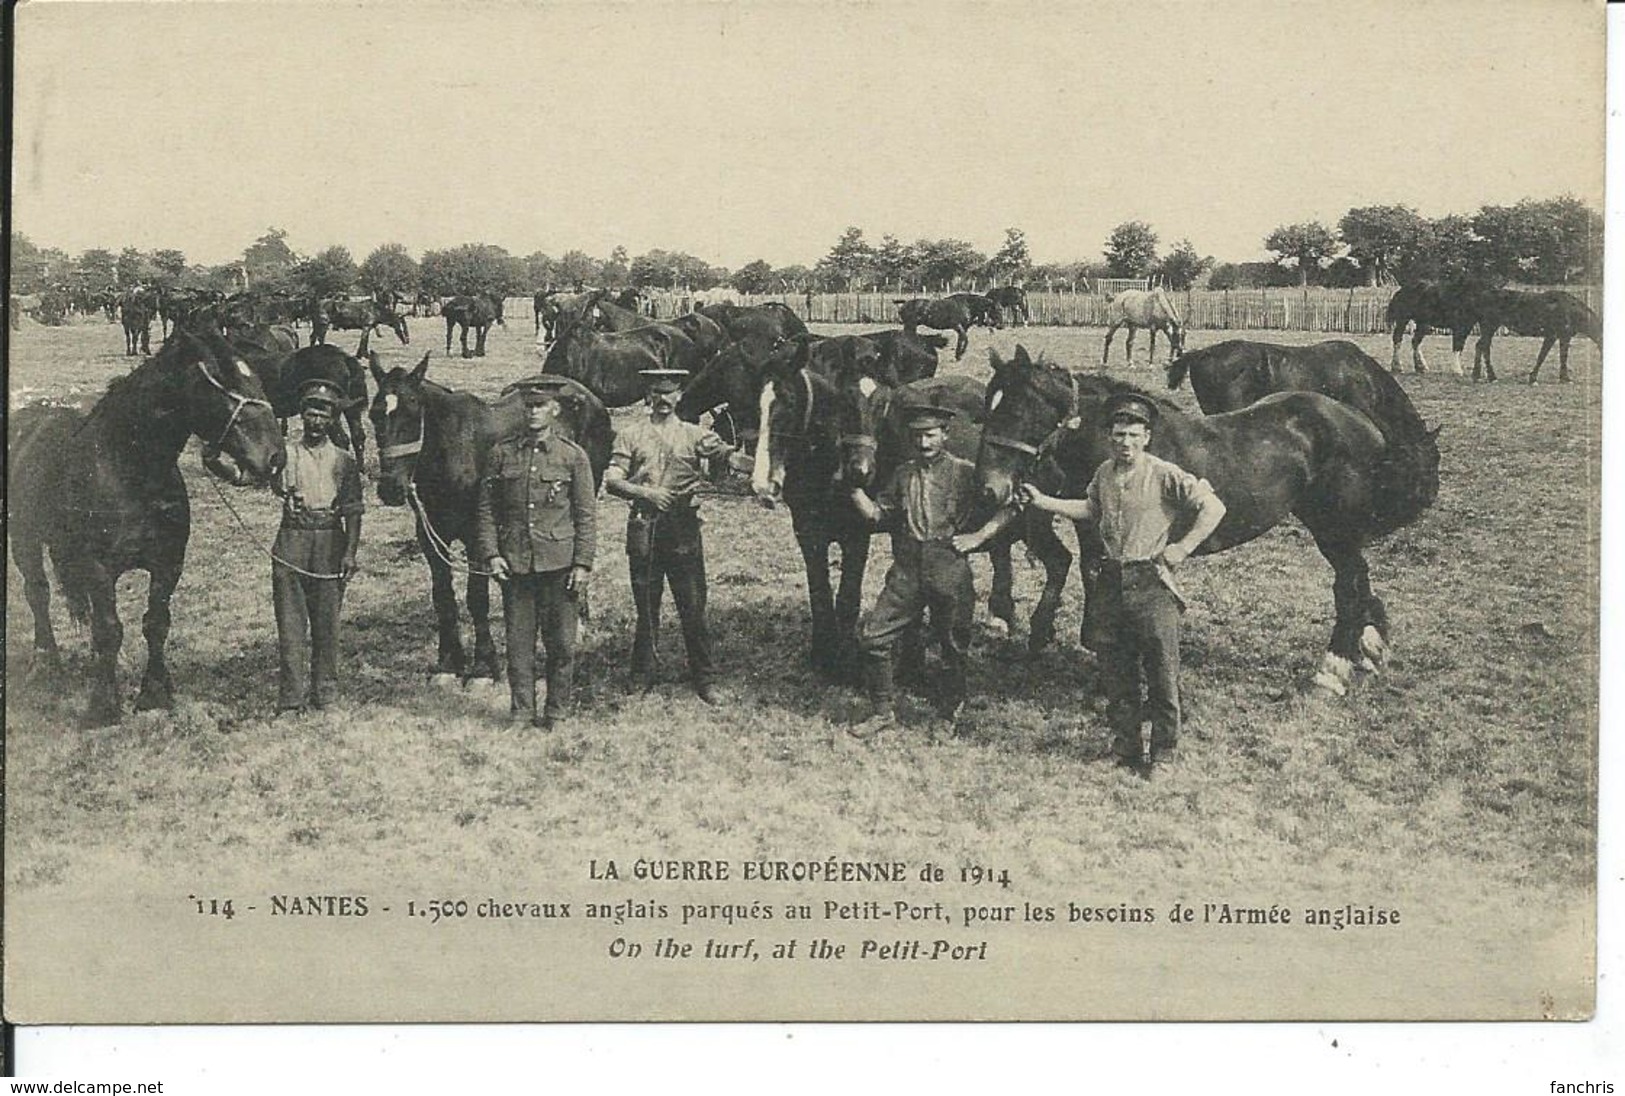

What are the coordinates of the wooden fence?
(708, 285, 1601, 335)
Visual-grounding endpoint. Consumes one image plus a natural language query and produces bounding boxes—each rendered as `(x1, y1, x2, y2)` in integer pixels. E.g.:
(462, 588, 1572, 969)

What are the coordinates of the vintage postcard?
(4, 0, 1606, 1025)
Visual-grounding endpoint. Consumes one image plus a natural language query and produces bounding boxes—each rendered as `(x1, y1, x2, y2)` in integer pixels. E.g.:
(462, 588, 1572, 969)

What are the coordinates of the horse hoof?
(1309, 672, 1347, 697)
(982, 617, 1011, 641)
(134, 689, 173, 712)
(1358, 625, 1388, 665)
(429, 672, 461, 688)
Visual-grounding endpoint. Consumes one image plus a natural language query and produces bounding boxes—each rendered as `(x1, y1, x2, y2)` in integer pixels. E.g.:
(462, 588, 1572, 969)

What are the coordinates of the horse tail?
(49, 546, 91, 627)
(1369, 428, 1442, 536)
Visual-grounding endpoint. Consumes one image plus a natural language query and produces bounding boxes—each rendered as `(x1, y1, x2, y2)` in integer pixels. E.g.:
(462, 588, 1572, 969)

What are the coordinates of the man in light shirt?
(272, 379, 364, 715)
(1016, 392, 1225, 771)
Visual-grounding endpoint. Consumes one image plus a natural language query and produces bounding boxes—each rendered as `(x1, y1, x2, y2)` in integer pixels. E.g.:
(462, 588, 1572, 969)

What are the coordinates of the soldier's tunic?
(856, 451, 980, 711)
(475, 430, 597, 720)
(273, 436, 364, 710)
(610, 415, 731, 687)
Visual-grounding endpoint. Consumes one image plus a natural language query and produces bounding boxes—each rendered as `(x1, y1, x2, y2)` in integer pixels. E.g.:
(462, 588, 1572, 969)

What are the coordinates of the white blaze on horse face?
(988, 387, 1004, 413)
(384, 394, 399, 417)
(752, 382, 778, 497)
(857, 376, 877, 401)
(234, 359, 253, 380)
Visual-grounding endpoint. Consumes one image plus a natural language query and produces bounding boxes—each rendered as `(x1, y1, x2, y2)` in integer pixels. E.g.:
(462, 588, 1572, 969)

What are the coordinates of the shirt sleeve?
(335, 453, 365, 516)
(873, 466, 904, 520)
(1163, 462, 1218, 510)
(473, 445, 504, 563)
(571, 447, 597, 572)
(610, 425, 636, 477)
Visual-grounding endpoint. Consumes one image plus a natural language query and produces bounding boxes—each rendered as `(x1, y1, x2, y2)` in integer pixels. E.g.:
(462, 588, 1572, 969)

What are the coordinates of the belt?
(1098, 557, 1159, 576)
(281, 509, 345, 530)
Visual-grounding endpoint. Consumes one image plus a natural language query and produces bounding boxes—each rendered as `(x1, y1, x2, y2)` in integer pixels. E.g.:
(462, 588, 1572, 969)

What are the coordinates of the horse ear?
(1014, 344, 1032, 368)
(410, 351, 432, 382)
(1427, 424, 1443, 441)
(988, 348, 1007, 374)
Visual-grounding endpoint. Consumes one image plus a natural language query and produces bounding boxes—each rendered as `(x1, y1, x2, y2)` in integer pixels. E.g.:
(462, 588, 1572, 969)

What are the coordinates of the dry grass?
(6, 313, 1599, 922)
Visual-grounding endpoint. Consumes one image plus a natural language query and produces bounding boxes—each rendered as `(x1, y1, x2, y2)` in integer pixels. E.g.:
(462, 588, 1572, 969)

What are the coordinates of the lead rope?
(204, 470, 350, 580)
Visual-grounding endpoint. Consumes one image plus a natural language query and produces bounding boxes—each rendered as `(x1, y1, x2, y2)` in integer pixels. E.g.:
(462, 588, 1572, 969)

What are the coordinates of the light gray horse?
(1102, 287, 1185, 366)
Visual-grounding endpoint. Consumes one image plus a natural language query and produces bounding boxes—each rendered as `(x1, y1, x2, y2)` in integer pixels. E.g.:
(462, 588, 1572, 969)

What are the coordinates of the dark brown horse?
(541, 314, 704, 407)
(9, 328, 287, 724)
(313, 298, 410, 348)
(750, 352, 1073, 678)
(119, 287, 157, 356)
(231, 330, 371, 464)
(442, 294, 502, 358)
(1385, 281, 1487, 375)
(1168, 339, 1441, 456)
(1468, 289, 1603, 384)
(974, 346, 1440, 694)
(987, 286, 1030, 325)
(894, 296, 987, 360)
(368, 354, 611, 682)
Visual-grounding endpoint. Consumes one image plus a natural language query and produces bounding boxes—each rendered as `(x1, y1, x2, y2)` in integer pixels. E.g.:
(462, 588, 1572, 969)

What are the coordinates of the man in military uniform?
(848, 399, 1008, 736)
(603, 368, 737, 704)
(475, 378, 598, 730)
(272, 378, 364, 715)
(1017, 392, 1226, 770)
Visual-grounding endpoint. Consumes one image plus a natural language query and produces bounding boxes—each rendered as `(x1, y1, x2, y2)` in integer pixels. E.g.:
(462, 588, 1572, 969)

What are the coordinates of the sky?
(9, 0, 1607, 271)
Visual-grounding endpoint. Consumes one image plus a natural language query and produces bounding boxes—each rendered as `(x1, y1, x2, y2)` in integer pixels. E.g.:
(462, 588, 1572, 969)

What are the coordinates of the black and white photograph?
(3, 0, 1611, 1057)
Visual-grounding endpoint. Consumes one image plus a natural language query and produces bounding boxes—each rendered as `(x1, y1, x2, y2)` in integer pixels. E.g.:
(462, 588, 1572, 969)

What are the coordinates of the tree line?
(10, 193, 1599, 303)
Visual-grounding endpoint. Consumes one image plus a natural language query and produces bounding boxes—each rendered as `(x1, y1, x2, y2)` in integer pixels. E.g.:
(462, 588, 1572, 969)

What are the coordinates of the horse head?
(368, 350, 433, 506)
(835, 372, 889, 491)
(751, 339, 824, 505)
(174, 327, 286, 485)
(975, 345, 1073, 510)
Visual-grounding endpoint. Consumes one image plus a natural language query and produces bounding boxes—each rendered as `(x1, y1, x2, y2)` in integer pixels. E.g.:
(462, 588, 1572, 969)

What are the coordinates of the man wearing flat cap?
(271, 377, 365, 715)
(603, 368, 737, 704)
(1017, 390, 1226, 770)
(475, 377, 597, 730)
(848, 396, 1007, 736)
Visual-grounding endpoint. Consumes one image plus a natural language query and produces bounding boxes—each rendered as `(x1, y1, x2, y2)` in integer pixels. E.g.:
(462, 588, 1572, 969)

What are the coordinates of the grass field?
(3, 311, 1602, 1017)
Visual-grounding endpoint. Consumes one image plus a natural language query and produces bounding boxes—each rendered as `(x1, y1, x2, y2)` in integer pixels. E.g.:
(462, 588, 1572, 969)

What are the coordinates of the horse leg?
(1306, 527, 1383, 696)
(14, 535, 60, 658)
(445, 317, 455, 357)
(1075, 521, 1108, 652)
(986, 539, 1015, 640)
(1558, 336, 1574, 383)
(1148, 326, 1159, 365)
(833, 534, 872, 683)
(419, 525, 468, 679)
(1125, 327, 1138, 367)
(1449, 328, 1468, 377)
(1024, 514, 1072, 654)
(134, 558, 183, 711)
(1529, 336, 1556, 384)
(81, 565, 124, 725)
(467, 570, 500, 682)
(954, 325, 968, 361)
(1389, 325, 1404, 371)
(345, 406, 367, 465)
(1102, 322, 1119, 365)
(476, 324, 489, 357)
(1473, 329, 1497, 382)
(1412, 327, 1428, 373)
(798, 536, 840, 680)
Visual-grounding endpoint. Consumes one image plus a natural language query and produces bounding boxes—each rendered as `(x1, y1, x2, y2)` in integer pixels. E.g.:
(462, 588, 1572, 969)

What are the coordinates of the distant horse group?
(1385, 283, 1600, 383)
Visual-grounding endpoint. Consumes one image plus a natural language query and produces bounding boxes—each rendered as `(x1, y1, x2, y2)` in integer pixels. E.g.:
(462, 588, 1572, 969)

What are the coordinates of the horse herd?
(10, 263, 1476, 732)
(14, 271, 1605, 731)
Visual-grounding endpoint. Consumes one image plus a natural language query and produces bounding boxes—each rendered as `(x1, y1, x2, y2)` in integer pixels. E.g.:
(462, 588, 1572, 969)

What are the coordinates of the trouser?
(857, 540, 974, 713)
(627, 506, 714, 687)
(501, 568, 579, 719)
(272, 523, 346, 709)
(1096, 560, 1182, 756)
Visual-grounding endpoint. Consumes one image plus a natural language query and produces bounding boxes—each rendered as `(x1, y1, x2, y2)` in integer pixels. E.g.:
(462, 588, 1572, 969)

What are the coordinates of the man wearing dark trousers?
(273, 379, 364, 715)
(1017, 392, 1226, 771)
(604, 368, 736, 704)
(848, 399, 1007, 738)
(476, 378, 597, 730)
